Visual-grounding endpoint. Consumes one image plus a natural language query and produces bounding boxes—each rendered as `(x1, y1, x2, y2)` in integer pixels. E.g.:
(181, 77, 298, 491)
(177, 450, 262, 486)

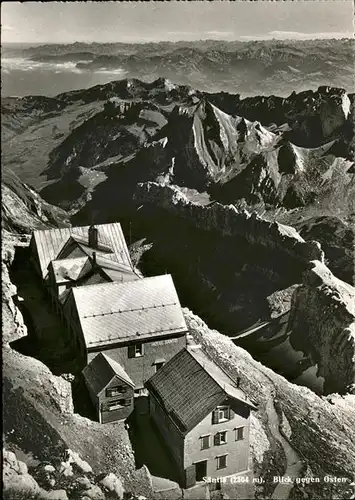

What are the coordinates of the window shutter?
(212, 410, 218, 424)
(229, 408, 234, 420)
(214, 434, 220, 446)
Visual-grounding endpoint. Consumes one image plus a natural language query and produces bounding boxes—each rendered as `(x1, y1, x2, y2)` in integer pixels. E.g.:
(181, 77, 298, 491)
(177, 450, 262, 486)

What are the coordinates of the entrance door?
(195, 460, 207, 482)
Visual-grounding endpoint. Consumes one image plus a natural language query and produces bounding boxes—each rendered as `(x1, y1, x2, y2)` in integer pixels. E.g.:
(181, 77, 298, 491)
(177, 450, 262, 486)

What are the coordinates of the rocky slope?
(287, 260, 355, 395)
(132, 182, 355, 395)
(2, 238, 152, 500)
(2, 168, 70, 233)
(2, 184, 152, 499)
(3, 215, 355, 500)
(186, 309, 355, 500)
(27, 82, 352, 280)
(295, 215, 355, 284)
(3, 447, 129, 500)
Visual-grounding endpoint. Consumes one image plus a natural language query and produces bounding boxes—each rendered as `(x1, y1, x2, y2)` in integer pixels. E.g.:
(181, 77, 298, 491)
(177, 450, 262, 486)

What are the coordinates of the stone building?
(62, 274, 188, 394)
(83, 352, 135, 424)
(29, 222, 140, 306)
(145, 346, 257, 488)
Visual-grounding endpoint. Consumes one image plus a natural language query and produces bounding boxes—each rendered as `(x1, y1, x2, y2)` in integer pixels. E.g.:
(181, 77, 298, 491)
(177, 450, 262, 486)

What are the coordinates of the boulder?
(3, 450, 19, 473)
(80, 484, 105, 500)
(17, 460, 28, 475)
(40, 490, 69, 500)
(60, 461, 73, 477)
(76, 476, 92, 490)
(99, 472, 124, 498)
(67, 449, 93, 474)
(4, 472, 41, 496)
(44, 464, 56, 473)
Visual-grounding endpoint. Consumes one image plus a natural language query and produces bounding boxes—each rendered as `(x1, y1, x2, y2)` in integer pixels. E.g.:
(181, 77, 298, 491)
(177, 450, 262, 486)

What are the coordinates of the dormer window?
(212, 406, 231, 424)
(128, 343, 144, 358)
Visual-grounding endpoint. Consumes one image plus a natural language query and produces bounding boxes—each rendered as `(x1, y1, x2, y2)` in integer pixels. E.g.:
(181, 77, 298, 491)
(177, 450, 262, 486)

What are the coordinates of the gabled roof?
(145, 347, 256, 434)
(50, 253, 140, 286)
(49, 257, 91, 284)
(65, 274, 187, 349)
(31, 223, 132, 278)
(83, 352, 134, 396)
(94, 254, 142, 283)
(71, 233, 113, 254)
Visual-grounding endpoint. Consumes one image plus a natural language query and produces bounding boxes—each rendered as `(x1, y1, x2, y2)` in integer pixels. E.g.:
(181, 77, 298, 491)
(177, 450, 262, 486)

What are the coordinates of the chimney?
(88, 225, 98, 249)
(236, 377, 241, 388)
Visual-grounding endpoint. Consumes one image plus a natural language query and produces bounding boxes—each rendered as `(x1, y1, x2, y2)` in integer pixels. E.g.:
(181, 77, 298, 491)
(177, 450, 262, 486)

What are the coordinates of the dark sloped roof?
(32, 223, 132, 278)
(83, 352, 134, 396)
(188, 348, 256, 408)
(145, 347, 256, 434)
(68, 274, 187, 348)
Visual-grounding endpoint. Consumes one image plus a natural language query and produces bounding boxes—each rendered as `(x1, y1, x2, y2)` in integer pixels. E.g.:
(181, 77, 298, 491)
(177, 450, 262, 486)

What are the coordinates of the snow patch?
(341, 93, 351, 120)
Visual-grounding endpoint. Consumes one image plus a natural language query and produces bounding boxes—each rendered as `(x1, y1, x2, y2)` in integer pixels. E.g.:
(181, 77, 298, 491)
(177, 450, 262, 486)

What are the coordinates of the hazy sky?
(2, 1, 354, 44)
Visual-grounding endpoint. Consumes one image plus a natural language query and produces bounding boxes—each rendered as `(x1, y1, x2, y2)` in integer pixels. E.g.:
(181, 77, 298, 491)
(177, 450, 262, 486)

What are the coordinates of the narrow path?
(265, 398, 303, 500)
(229, 321, 271, 340)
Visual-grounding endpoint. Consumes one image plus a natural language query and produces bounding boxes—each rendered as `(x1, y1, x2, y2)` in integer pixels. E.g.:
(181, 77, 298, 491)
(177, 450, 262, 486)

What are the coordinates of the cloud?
(166, 30, 235, 39)
(2, 25, 15, 31)
(240, 31, 353, 41)
(205, 31, 234, 37)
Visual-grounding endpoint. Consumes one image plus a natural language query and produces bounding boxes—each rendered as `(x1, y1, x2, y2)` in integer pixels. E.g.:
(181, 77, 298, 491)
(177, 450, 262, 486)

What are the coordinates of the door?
(195, 460, 207, 482)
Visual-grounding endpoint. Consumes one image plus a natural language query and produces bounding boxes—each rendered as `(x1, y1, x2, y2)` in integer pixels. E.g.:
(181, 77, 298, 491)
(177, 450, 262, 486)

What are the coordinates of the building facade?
(83, 352, 135, 424)
(88, 335, 187, 393)
(145, 347, 257, 488)
(62, 274, 188, 391)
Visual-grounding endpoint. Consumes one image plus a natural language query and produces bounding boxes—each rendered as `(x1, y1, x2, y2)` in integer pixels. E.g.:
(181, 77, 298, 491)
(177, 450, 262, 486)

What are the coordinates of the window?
(106, 386, 126, 398)
(216, 455, 228, 470)
(107, 399, 126, 411)
(212, 406, 230, 424)
(200, 435, 210, 450)
(128, 343, 144, 358)
(134, 388, 147, 397)
(235, 427, 244, 441)
(214, 431, 227, 446)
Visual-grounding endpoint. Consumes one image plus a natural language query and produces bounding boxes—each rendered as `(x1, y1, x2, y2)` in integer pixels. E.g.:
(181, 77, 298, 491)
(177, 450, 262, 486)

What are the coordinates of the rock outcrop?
(134, 182, 355, 394)
(3, 448, 129, 500)
(2, 168, 70, 233)
(288, 260, 355, 394)
(184, 308, 355, 500)
(135, 181, 324, 264)
(2, 204, 152, 499)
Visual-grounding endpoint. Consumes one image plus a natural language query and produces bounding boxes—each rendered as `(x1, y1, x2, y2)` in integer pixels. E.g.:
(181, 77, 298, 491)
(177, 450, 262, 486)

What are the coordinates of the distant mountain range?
(5, 38, 354, 97)
(2, 77, 354, 283)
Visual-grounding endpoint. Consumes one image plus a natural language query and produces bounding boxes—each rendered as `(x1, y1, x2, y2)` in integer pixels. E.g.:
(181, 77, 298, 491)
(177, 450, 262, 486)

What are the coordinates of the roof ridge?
(101, 353, 135, 387)
(186, 347, 239, 393)
(52, 255, 89, 264)
(71, 273, 174, 293)
(82, 301, 179, 319)
(34, 222, 122, 235)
